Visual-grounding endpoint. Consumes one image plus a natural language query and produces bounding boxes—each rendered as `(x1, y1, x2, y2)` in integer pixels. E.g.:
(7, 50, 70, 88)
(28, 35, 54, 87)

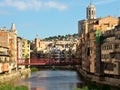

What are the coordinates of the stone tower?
(86, 0, 96, 19)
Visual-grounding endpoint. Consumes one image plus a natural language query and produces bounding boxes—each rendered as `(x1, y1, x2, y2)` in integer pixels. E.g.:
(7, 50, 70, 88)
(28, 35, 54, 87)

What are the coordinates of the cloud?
(0, 9, 11, 15)
(94, 0, 117, 5)
(0, 0, 68, 11)
(44, 1, 67, 10)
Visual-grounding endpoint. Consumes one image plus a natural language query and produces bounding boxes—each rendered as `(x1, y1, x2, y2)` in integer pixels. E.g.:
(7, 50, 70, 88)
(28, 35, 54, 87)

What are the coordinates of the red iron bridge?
(17, 58, 80, 66)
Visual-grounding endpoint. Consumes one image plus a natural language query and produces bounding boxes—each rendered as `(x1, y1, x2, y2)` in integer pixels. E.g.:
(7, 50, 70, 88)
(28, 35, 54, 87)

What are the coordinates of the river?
(17, 70, 84, 90)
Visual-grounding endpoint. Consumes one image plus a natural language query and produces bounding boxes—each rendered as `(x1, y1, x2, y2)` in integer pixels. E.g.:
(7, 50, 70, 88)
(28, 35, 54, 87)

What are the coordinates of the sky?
(0, 0, 119, 40)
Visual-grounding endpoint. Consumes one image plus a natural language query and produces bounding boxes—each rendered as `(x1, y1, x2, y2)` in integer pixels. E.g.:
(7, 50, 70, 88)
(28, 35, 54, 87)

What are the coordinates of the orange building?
(0, 28, 10, 73)
(0, 27, 9, 47)
(0, 23, 17, 73)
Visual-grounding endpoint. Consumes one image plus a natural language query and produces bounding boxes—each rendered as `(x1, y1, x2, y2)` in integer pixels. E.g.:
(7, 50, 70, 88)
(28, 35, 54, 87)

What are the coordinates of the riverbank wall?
(32, 65, 76, 70)
(77, 67, 120, 88)
(0, 68, 31, 83)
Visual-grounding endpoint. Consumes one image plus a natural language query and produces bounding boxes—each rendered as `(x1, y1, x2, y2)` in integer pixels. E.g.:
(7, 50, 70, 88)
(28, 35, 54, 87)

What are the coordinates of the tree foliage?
(43, 33, 78, 41)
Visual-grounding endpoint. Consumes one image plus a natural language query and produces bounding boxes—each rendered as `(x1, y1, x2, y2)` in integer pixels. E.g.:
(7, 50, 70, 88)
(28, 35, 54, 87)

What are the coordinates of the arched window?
(89, 10, 91, 15)
(92, 10, 94, 15)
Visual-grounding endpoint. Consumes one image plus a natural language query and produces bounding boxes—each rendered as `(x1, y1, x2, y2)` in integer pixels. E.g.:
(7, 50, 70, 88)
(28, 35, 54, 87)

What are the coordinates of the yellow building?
(17, 37, 30, 68)
(24, 39, 30, 60)
(34, 38, 53, 52)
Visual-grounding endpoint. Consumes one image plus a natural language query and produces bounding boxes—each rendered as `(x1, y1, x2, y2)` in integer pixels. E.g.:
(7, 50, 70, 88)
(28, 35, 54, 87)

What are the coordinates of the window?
(110, 45, 112, 49)
(115, 44, 119, 49)
(110, 53, 115, 59)
(104, 62, 114, 71)
(89, 10, 91, 15)
(92, 10, 94, 15)
(115, 54, 120, 60)
(116, 35, 120, 39)
(107, 54, 109, 59)
(101, 54, 104, 59)
(102, 46, 104, 50)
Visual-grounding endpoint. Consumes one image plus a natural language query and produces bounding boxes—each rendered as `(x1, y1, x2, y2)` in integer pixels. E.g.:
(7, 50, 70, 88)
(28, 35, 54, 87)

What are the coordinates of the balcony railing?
(103, 30, 115, 38)
(0, 52, 10, 56)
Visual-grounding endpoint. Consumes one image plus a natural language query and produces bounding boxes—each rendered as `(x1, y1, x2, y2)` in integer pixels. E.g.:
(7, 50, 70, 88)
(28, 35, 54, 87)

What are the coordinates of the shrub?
(30, 67, 39, 72)
(0, 84, 28, 90)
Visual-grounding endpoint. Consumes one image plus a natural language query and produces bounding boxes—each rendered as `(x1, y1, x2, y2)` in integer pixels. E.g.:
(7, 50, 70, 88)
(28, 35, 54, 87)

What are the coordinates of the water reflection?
(23, 70, 83, 90)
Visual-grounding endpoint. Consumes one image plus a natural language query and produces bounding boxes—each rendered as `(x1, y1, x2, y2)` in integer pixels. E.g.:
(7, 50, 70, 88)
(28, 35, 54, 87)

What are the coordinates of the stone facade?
(86, 3, 96, 19)
(0, 46, 9, 73)
(77, 2, 119, 74)
(32, 38, 77, 53)
(101, 25, 120, 75)
(79, 17, 119, 73)
(0, 28, 9, 47)
(8, 23, 17, 70)
(34, 38, 53, 52)
(0, 23, 18, 73)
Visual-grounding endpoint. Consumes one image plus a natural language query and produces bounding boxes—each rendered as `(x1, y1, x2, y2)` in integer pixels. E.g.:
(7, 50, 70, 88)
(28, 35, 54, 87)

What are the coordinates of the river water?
(18, 70, 84, 90)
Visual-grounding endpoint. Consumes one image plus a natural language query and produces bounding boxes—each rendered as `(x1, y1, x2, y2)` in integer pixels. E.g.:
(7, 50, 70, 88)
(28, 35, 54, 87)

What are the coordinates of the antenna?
(36, 34, 38, 38)
(90, 0, 92, 4)
(118, 8, 120, 17)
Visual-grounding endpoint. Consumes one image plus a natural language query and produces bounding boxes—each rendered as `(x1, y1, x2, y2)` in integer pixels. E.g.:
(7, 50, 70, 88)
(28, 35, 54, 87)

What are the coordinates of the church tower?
(86, 0, 96, 19)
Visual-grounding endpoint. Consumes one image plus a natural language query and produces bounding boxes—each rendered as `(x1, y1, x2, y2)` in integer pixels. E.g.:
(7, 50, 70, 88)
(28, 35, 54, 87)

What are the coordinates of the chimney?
(0, 28, 2, 32)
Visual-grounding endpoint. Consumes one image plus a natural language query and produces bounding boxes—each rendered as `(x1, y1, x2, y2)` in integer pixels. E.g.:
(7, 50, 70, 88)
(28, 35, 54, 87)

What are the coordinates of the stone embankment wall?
(0, 68, 31, 83)
(77, 67, 120, 88)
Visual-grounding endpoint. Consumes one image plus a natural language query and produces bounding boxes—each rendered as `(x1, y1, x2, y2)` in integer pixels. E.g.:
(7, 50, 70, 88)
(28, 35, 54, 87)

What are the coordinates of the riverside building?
(78, 2, 119, 74)
(0, 23, 17, 73)
(101, 18, 120, 76)
(17, 37, 30, 69)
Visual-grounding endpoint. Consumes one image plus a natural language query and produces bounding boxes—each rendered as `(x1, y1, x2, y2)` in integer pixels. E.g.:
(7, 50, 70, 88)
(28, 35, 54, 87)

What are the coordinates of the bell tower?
(86, 0, 96, 19)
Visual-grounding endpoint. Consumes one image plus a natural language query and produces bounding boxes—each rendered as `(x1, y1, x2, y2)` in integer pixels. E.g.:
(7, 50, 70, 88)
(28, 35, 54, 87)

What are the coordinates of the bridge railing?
(17, 58, 81, 65)
(17, 58, 50, 65)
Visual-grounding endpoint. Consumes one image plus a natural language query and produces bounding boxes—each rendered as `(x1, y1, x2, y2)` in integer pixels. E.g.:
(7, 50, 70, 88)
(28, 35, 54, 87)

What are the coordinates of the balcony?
(103, 30, 115, 38)
(0, 51, 10, 56)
